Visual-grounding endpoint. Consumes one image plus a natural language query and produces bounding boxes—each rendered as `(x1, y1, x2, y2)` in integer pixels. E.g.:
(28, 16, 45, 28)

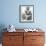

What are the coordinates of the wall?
(0, 0, 46, 29)
(0, 0, 46, 43)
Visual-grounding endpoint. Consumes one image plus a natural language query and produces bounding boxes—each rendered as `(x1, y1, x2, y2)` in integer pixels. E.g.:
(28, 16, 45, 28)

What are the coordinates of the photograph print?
(19, 5, 34, 23)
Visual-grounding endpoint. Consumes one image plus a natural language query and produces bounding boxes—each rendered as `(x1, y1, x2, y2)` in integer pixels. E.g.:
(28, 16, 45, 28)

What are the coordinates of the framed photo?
(19, 5, 34, 23)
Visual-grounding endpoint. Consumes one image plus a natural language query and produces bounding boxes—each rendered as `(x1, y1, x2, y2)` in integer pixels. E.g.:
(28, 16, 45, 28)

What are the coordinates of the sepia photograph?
(19, 5, 34, 23)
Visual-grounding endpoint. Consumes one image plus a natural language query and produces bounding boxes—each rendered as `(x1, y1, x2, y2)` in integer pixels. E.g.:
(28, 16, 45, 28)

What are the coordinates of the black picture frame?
(19, 5, 34, 23)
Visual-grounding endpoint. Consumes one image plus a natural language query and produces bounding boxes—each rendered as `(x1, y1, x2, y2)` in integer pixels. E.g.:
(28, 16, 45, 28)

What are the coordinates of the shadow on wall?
(0, 24, 7, 43)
